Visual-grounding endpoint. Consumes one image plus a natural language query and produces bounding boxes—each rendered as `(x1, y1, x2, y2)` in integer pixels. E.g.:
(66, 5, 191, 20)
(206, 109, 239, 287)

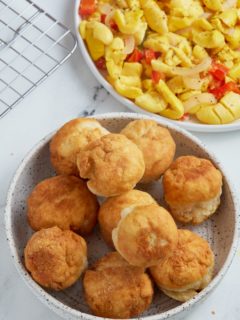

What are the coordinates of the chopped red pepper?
(209, 61, 229, 81)
(211, 69, 227, 81)
(101, 15, 118, 30)
(180, 113, 190, 121)
(209, 77, 225, 90)
(151, 70, 165, 84)
(144, 49, 156, 65)
(109, 20, 119, 31)
(79, 0, 96, 17)
(101, 14, 106, 23)
(209, 81, 240, 100)
(127, 48, 143, 62)
(95, 57, 106, 70)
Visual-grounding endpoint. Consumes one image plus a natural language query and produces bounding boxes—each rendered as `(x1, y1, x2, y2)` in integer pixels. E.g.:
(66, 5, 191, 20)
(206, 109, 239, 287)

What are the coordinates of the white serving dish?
(74, 0, 240, 133)
(5, 112, 239, 320)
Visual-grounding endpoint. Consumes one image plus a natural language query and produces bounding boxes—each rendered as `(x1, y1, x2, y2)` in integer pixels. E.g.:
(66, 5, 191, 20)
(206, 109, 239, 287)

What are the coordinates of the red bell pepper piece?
(101, 14, 118, 30)
(109, 20, 118, 31)
(209, 78, 225, 90)
(151, 70, 164, 84)
(101, 14, 106, 23)
(209, 61, 229, 81)
(79, 0, 96, 16)
(209, 81, 240, 100)
(144, 49, 156, 65)
(179, 113, 190, 121)
(127, 48, 143, 62)
(95, 57, 106, 70)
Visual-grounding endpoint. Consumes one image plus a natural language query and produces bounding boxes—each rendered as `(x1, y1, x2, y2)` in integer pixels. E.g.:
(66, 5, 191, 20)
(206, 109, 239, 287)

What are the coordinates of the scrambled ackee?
(79, 0, 240, 125)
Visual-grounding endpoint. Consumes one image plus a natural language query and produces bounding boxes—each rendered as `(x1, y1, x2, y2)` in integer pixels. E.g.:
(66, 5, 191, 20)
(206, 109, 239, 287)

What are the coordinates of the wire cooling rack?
(0, 0, 77, 118)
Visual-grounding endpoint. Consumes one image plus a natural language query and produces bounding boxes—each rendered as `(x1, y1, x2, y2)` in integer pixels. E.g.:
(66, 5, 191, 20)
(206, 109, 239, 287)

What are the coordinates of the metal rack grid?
(0, 0, 77, 118)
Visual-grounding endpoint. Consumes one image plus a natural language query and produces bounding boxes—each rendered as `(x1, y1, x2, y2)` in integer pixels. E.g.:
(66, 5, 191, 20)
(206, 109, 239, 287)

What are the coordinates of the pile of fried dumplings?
(24, 118, 222, 319)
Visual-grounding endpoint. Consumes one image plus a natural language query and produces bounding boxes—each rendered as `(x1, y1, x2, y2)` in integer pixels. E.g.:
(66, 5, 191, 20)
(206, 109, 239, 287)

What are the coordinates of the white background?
(0, 1, 240, 319)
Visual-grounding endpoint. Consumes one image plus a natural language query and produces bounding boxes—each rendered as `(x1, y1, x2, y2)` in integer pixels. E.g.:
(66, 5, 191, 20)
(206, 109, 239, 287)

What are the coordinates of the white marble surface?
(0, 1, 240, 319)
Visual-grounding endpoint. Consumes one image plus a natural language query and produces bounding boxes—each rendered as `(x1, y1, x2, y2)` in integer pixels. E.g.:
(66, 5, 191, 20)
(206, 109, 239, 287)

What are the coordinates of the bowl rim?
(5, 112, 239, 320)
(74, 0, 240, 133)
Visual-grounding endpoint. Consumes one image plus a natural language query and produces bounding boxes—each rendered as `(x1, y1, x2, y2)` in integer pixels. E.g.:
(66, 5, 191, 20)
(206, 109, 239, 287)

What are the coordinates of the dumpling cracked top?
(112, 203, 178, 267)
(77, 133, 145, 197)
(79, 0, 240, 125)
(50, 118, 109, 176)
(98, 189, 156, 247)
(150, 229, 215, 302)
(163, 155, 223, 224)
(121, 119, 176, 182)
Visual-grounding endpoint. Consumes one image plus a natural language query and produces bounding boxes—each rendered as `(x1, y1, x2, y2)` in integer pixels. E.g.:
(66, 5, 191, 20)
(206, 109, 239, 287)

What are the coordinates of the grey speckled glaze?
(5, 113, 239, 320)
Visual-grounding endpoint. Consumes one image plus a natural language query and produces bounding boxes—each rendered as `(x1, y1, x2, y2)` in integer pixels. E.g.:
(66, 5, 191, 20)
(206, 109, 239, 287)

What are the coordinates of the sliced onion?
(222, 0, 237, 9)
(98, 3, 114, 15)
(183, 75, 203, 90)
(105, 11, 115, 28)
(172, 57, 212, 77)
(200, 12, 212, 19)
(183, 93, 217, 112)
(176, 27, 192, 35)
(227, 28, 235, 36)
(123, 36, 135, 54)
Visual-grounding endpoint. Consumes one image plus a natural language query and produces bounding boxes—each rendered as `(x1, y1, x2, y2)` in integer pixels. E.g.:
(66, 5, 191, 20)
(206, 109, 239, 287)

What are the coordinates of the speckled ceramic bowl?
(5, 113, 239, 320)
